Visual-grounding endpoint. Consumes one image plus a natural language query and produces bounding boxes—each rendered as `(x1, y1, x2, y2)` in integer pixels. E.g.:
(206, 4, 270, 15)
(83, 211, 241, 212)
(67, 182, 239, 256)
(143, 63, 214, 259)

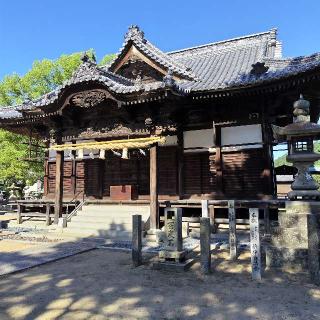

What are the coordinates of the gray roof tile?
(2, 27, 320, 121)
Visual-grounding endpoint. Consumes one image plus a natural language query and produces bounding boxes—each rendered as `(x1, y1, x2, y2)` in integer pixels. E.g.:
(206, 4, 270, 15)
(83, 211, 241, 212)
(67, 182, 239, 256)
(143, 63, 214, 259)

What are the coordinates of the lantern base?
(288, 190, 320, 201)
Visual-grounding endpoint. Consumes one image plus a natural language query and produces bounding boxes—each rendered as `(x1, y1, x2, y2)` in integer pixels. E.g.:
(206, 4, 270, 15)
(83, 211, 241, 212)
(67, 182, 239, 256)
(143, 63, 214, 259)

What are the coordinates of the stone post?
(201, 200, 209, 218)
(17, 204, 22, 224)
(307, 214, 320, 285)
(228, 200, 237, 260)
(200, 217, 211, 274)
(132, 214, 142, 267)
(45, 203, 51, 226)
(249, 208, 262, 281)
(176, 209, 183, 252)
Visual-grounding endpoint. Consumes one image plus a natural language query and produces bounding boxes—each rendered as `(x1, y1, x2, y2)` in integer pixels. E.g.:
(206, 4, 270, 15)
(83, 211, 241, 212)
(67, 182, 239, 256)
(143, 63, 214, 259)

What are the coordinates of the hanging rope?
(49, 136, 166, 151)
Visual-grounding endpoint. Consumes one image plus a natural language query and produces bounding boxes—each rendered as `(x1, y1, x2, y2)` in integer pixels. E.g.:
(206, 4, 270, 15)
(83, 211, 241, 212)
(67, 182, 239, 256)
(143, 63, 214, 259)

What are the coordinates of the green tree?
(99, 53, 116, 66)
(0, 51, 114, 189)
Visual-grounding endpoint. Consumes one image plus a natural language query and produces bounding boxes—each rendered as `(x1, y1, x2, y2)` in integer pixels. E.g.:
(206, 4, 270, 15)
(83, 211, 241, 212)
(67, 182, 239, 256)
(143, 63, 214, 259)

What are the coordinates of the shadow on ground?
(0, 225, 319, 320)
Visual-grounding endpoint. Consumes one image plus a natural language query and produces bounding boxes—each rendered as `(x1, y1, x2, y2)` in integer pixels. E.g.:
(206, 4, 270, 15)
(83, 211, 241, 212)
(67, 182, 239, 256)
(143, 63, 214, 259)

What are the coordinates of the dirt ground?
(0, 249, 319, 320)
(0, 240, 40, 253)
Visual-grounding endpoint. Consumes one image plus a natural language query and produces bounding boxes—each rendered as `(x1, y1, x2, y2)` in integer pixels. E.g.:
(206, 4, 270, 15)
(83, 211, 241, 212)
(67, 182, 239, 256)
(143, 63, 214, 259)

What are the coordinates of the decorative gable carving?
(116, 58, 164, 83)
(113, 45, 174, 82)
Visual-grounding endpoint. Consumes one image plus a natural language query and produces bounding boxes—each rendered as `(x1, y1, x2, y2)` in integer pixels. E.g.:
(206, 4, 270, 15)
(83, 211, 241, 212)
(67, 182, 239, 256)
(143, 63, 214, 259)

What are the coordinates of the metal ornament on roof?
(272, 95, 320, 200)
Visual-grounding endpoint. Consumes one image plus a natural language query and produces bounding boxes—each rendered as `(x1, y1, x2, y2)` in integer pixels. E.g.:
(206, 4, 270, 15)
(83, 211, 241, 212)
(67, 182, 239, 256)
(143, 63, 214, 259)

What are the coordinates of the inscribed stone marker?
(228, 200, 237, 260)
(249, 208, 262, 281)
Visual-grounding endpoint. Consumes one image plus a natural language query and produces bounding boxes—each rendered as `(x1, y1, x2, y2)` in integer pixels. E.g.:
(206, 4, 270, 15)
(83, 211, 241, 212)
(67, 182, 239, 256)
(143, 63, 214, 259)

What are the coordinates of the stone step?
(80, 205, 150, 212)
(77, 210, 149, 219)
(61, 226, 133, 239)
(71, 214, 140, 224)
(67, 220, 135, 231)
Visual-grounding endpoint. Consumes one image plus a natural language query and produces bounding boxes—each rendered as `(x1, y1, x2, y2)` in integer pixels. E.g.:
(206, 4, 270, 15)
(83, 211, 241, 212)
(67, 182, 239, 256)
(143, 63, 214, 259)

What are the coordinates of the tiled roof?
(108, 25, 197, 80)
(0, 107, 22, 120)
(228, 53, 320, 88)
(2, 26, 320, 121)
(11, 54, 187, 112)
(168, 29, 280, 91)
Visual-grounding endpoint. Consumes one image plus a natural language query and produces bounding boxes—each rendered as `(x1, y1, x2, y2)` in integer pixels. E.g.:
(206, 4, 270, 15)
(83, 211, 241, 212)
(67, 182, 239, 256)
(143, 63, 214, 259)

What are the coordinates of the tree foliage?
(0, 50, 114, 189)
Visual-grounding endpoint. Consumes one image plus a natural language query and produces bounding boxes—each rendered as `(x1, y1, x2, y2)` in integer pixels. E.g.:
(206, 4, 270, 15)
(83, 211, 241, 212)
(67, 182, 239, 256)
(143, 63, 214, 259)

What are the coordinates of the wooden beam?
(150, 143, 159, 230)
(54, 150, 64, 224)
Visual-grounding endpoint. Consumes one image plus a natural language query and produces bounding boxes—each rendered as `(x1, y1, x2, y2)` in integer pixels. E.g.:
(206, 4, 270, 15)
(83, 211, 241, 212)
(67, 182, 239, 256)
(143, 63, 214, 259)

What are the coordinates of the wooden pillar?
(54, 150, 64, 224)
(177, 128, 184, 199)
(214, 124, 223, 196)
(71, 144, 77, 196)
(150, 143, 159, 230)
(43, 141, 49, 197)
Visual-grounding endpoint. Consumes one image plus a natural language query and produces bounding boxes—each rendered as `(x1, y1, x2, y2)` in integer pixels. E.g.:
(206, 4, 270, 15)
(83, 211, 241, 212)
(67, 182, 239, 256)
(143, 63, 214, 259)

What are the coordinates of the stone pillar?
(200, 217, 211, 274)
(266, 201, 316, 270)
(250, 208, 262, 281)
(201, 200, 209, 218)
(150, 143, 159, 230)
(162, 207, 183, 254)
(45, 203, 51, 226)
(54, 150, 64, 224)
(17, 204, 22, 224)
(132, 215, 142, 267)
(307, 213, 320, 285)
(175, 209, 183, 252)
(228, 200, 237, 260)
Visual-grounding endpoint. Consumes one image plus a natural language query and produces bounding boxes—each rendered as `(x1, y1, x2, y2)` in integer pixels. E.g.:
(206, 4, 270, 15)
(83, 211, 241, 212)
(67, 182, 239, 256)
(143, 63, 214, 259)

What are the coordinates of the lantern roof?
(272, 95, 320, 141)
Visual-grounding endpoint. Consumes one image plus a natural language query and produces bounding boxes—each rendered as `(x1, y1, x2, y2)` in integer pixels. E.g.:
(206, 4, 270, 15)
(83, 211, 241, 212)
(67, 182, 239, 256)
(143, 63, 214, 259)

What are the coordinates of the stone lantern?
(272, 95, 320, 200)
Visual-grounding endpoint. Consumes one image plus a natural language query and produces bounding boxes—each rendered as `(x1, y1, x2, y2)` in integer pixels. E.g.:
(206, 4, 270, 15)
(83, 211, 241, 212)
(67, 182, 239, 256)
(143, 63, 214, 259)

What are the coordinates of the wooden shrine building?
(1, 26, 320, 228)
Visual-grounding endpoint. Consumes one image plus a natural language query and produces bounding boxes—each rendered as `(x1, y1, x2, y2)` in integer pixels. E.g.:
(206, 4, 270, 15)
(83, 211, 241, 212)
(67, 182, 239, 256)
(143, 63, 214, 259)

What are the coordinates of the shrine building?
(1, 26, 320, 229)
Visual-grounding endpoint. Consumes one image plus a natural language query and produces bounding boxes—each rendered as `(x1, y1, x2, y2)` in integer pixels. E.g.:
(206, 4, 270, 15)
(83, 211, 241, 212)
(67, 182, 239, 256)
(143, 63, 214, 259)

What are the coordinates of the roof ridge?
(108, 25, 197, 80)
(167, 29, 277, 55)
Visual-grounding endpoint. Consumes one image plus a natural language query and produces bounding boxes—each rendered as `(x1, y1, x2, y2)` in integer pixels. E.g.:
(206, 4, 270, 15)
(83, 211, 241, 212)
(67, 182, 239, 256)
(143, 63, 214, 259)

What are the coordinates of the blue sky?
(1, 0, 320, 79)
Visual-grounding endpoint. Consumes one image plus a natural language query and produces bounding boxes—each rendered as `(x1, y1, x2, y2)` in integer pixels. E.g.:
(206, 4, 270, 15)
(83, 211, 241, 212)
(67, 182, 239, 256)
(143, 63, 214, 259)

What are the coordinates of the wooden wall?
(44, 146, 272, 200)
(183, 152, 216, 196)
(221, 148, 271, 198)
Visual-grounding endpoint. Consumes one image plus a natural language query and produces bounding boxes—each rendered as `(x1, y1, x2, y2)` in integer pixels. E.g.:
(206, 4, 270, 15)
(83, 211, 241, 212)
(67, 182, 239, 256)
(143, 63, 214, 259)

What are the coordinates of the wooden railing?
(16, 200, 78, 226)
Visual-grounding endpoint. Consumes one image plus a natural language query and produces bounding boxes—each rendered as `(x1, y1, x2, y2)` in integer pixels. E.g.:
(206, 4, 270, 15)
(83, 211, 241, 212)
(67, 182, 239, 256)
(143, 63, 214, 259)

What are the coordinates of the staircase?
(60, 204, 150, 240)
